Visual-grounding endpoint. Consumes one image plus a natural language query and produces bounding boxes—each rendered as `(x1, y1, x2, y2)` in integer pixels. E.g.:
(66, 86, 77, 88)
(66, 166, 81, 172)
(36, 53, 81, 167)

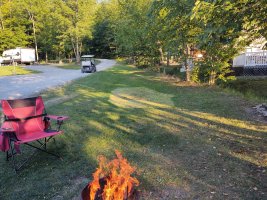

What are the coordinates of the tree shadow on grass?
(61, 67, 266, 199)
(56, 84, 266, 199)
(0, 65, 266, 200)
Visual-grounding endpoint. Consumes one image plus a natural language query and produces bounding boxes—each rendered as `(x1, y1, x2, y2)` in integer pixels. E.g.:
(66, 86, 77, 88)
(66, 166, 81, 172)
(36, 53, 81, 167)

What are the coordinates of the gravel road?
(0, 59, 116, 99)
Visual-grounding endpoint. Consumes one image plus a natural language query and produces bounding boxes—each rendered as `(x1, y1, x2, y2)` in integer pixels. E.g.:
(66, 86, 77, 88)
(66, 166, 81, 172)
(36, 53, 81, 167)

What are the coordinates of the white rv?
(1, 47, 36, 65)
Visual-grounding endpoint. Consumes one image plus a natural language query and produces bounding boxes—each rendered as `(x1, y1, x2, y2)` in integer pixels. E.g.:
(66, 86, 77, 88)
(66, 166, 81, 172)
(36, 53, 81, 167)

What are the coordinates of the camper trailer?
(1, 47, 35, 65)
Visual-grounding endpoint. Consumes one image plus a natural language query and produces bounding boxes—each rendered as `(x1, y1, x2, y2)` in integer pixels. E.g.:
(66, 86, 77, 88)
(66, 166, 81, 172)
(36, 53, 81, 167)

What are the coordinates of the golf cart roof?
(81, 55, 94, 58)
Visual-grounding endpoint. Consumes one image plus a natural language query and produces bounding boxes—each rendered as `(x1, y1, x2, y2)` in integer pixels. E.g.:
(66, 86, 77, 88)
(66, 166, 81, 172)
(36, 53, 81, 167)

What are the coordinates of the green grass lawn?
(0, 66, 39, 76)
(55, 60, 101, 70)
(0, 65, 266, 199)
(54, 63, 81, 69)
(220, 77, 267, 102)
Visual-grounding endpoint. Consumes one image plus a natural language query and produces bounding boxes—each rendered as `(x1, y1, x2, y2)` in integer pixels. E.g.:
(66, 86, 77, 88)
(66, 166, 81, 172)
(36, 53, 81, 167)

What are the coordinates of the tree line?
(0, 0, 96, 63)
(0, 0, 266, 83)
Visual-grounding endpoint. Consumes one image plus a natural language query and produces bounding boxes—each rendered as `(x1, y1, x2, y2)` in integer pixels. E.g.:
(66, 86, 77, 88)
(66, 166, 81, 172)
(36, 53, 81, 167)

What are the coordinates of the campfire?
(82, 150, 139, 200)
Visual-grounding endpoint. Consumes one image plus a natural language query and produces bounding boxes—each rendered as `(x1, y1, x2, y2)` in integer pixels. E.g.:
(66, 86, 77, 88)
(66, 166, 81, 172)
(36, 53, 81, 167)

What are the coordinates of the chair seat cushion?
(15, 130, 63, 144)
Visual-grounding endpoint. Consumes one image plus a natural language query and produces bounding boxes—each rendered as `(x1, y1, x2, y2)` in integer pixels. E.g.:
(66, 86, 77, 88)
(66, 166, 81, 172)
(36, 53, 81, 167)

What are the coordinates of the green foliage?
(37, 0, 71, 60)
(0, 0, 30, 52)
(0, 0, 266, 82)
(148, 0, 266, 83)
(0, 28, 29, 52)
(238, 0, 267, 41)
(150, 0, 201, 81)
(63, 0, 96, 62)
(191, 65, 200, 83)
(0, 0, 96, 62)
(192, 0, 246, 84)
(107, 0, 160, 66)
(88, 2, 117, 58)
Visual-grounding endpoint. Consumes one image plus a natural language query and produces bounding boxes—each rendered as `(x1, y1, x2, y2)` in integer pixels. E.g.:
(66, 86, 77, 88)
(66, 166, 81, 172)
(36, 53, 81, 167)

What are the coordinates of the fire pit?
(81, 150, 140, 200)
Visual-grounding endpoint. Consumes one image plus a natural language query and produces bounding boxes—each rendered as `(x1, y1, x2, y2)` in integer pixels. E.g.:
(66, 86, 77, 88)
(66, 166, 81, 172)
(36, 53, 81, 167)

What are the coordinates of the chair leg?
(26, 143, 60, 158)
(16, 146, 42, 172)
(6, 151, 9, 161)
(8, 139, 18, 173)
(7, 137, 61, 173)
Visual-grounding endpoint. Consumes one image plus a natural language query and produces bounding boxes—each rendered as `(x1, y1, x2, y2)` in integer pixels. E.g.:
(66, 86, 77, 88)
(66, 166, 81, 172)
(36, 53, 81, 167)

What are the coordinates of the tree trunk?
(0, 10, 4, 30)
(185, 59, 191, 81)
(28, 11, 38, 62)
(74, 0, 81, 63)
(167, 51, 170, 67)
(209, 70, 216, 85)
(185, 44, 191, 82)
(71, 37, 79, 63)
(45, 51, 48, 63)
(0, 19, 4, 30)
(75, 36, 80, 63)
(71, 38, 76, 58)
(33, 23, 38, 62)
(158, 46, 164, 64)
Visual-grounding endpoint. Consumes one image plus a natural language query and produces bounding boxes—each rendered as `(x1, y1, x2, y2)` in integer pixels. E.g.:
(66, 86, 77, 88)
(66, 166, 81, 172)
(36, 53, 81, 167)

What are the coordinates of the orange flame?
(89, 150, 139, 200)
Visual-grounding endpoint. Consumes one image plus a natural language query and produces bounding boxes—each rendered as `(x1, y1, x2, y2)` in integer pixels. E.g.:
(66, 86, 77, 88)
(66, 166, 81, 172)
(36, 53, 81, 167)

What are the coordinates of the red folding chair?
(0, 96, 68, 172)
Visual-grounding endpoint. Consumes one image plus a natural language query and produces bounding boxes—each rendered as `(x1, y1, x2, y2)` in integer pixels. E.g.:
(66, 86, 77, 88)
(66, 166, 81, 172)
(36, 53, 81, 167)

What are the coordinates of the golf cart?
(81, 55, 96, 73)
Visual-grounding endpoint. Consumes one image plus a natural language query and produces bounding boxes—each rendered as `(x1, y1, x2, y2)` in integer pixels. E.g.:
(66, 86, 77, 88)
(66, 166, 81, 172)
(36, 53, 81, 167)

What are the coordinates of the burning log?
(82, 150, 140, 200)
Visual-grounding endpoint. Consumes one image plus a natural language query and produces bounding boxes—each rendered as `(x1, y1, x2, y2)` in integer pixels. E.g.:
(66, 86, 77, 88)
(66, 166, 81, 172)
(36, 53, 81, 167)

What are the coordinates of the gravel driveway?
(0, 59, 116, 99)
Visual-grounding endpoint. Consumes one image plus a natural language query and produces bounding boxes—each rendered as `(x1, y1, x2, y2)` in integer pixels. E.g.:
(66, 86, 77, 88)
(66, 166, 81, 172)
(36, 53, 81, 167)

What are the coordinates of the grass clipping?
(109, 87, 174, 108)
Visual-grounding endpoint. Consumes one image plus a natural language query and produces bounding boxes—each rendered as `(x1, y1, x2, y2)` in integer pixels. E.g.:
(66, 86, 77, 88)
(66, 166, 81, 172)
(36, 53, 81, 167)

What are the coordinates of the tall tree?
(113, 0, 157, 66)
(63, 0, 96, 63)
(192, 0, 249, 84)
(37, 0, 72, 61)
(0, 0, 30, 53)
(238, 0, 267, 41)
(150, 0, 199, 81)
(18, 0, 49, 62)
(89, 1, 117, 58)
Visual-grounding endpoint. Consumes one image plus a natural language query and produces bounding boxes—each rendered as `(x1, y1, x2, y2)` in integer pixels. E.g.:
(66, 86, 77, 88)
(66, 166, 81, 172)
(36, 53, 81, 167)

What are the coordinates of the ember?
(83, 150, 139, 200)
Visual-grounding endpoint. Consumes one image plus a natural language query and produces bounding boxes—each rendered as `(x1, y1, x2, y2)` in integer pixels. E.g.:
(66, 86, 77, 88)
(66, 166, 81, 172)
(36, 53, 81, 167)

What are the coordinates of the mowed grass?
(55, 60, 101, 70)
(0, 65, 266, 200)
(0, 66, 39, 76)
(221, 77, 267, 102)
(54, 63, 81, 69)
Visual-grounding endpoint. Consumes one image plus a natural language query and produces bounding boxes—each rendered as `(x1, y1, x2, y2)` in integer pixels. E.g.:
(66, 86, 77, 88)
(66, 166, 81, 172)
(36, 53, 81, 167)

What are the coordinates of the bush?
(159, 66, 180, 75)
(191, 63, 210, 83)
(219, 78, 267, 100)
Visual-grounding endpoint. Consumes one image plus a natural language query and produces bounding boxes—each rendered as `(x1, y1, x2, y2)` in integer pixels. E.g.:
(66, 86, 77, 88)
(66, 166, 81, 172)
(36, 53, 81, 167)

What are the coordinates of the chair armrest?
(46, 115, 69, 121)
(46, 115, 69, 131)
(0, 122, 15, 133)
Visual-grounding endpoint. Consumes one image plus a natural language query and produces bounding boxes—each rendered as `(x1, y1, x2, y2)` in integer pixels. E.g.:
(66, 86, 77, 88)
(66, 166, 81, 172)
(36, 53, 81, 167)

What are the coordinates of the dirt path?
(0, 59, 116, 100)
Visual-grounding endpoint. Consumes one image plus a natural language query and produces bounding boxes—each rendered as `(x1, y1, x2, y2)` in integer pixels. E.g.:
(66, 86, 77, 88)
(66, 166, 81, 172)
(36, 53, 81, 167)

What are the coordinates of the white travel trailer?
(1, 47, 36, 65)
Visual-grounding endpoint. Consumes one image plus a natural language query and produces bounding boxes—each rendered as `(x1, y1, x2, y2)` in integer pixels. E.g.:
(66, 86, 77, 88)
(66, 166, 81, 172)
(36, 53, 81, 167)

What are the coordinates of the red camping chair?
(0, 96, 68, 172)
